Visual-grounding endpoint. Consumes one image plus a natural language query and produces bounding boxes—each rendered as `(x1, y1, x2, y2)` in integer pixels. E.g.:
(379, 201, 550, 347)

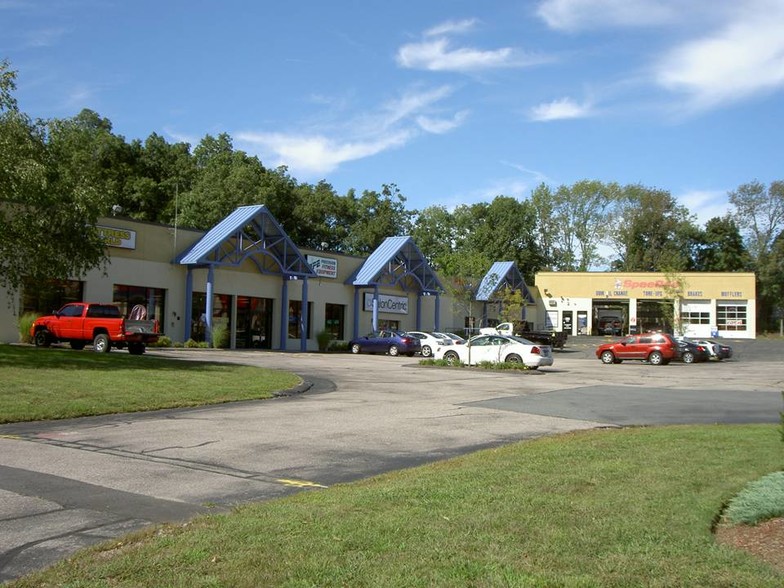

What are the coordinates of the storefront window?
(717, 302, 747, 331)
(21, 279, 83, 315)
(288, 301, 312, 339)
(113, 284, 165, 320)
(324, 303, 345, 340)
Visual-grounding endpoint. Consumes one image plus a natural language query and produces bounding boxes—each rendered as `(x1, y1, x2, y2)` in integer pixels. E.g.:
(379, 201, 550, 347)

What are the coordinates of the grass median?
(8, 424, 784, 587)
(0, 345, 301, 423)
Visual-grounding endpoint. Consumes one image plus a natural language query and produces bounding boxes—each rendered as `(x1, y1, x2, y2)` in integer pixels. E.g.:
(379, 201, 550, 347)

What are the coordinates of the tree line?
(2, 61, 783, 330)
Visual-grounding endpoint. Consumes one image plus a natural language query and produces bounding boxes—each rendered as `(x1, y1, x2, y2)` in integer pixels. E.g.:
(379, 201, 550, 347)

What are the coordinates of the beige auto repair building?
(533, 272, 756, 339)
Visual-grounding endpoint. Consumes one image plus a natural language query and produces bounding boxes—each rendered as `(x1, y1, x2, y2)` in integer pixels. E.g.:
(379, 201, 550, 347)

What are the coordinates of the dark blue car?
(349, 330, 421, 357)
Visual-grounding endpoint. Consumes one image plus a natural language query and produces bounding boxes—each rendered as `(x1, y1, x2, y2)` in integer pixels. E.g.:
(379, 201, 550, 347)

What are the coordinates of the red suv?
(595, 332, 677, 365)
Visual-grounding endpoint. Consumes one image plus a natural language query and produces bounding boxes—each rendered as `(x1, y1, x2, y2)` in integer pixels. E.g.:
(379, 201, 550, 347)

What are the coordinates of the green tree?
(0, 62, 108, 294)
(728, 180, 784, 263)
(130, 133, 195, 224)
(695, 216, 750, 272)
(177, 133, 270, 229)
(455, 196, 542, 279)
(608, 184, 699, 272)
(411, 205, 458, 269)
(289, 179, 352, 251)
(344, 184, 413, 255)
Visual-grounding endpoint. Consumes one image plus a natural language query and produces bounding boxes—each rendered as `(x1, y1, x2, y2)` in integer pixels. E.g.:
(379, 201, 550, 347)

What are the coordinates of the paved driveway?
(1, 339, 782, 582)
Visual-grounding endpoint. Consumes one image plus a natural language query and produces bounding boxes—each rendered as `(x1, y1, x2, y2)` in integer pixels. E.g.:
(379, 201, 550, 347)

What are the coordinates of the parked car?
(349, 330, 421, 357)
(693, 339, 733, 360)
(599, 315, 624, 336)
(674, 338, 711, 363)
(438, 332, 466, 345)
(434, 334, 554, 369)
(595, 332, 677, 365)
(407, 331, 452, 357)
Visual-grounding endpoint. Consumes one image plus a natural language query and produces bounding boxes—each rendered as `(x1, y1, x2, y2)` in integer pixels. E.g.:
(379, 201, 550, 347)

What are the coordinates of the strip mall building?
(0, 208, 757, 347)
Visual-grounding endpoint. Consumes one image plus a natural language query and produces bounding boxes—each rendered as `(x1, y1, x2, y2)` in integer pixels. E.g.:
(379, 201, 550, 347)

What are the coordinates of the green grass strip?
(8, 425, 784, 587)
(0, 345, 301, 423)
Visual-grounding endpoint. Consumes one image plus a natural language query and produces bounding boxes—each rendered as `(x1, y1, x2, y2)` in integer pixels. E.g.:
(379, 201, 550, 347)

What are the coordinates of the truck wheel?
(93, 333, 111, 353)
(34, 329, 51, 348)
(128, 343, 146, 355)
(70, 341, 86, 350)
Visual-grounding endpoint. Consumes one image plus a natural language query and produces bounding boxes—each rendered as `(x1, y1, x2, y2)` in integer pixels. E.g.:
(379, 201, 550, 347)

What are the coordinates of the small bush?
(329, 341, 350, 353)
(150, 335, 173, 347)
(184, 338, 209, 348)
(316, 330, 332, 352)
(724, 471, 784, 525)
(212, 324, 230, 349)
(17, 312, 40, 344)
(419, 358, 462, 367)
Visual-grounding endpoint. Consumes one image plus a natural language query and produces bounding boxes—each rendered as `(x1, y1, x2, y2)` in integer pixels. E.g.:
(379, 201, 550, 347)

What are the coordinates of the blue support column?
(300, 277, 309, 352)
(372, 286, 379, 331)
(280, 277, 289, 351)
(205, 265, 214, 346)
(184, 268, 193, 341)
(353, 287, 360, 340)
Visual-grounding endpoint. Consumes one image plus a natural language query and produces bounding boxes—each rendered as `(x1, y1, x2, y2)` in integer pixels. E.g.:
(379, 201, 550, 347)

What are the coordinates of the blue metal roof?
(175, 205, 315, 277)
(476, 261, 534, 302)
(347, 236, 443, 293)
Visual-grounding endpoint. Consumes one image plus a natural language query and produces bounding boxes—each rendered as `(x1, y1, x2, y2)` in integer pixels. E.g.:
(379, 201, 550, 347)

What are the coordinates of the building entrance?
(237, 296, 273, 349)
(592, 302, 628, 335)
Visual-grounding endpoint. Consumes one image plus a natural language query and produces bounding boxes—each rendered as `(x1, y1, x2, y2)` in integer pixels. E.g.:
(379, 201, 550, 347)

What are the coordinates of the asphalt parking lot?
(1, 336, 782, 582)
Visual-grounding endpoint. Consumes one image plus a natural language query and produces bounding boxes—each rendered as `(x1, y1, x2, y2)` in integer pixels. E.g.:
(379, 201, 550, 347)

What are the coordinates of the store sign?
(98, 226, 136, 249)
(307, 255, 338, 279)
(363, 292, 409, 315)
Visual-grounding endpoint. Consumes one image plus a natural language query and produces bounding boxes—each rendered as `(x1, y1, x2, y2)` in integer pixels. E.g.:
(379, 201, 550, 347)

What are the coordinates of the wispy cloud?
(397, 19, 549, 72)
(236, 86, 465, 176)
(675, 189, 731, 227)
(529, 97, 593, 121)
(23, 26, 68, 48)
(654, 3, 784, 111)
(536, 0, 678, 32)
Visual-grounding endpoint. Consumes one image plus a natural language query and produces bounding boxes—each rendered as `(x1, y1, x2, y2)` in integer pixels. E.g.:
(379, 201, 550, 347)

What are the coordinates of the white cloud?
(655, 3, 784, 111)
(529, 97, 593, 121)
(236, 131, 413, 175)
(536, 0, 677, 31)
(397, 19, 549, 72)
(424, 18, 478, 38)
(416, 110, 469, 134)
(236, 87, 465, 176)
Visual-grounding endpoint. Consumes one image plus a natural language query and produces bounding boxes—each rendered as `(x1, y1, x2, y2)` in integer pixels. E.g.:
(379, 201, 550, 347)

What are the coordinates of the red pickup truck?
(30, 302, 161, 355)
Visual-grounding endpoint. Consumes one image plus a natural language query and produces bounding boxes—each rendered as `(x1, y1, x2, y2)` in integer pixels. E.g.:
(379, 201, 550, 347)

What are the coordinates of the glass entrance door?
(236, 296, 273, 349)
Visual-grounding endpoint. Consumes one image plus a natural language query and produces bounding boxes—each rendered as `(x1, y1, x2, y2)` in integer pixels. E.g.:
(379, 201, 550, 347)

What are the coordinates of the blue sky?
(3, 0, 783, 228)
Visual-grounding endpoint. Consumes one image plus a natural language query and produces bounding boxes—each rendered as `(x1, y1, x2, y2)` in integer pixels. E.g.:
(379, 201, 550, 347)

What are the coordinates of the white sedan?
(434, 334, 554, 369)
(407, 331, 453, 357)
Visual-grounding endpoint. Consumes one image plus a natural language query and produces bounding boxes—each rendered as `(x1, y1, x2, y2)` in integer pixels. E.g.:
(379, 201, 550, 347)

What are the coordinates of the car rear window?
(86, 305, 122, 318)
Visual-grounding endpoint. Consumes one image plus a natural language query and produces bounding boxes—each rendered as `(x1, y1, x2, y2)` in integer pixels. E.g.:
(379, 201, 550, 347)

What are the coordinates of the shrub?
(184, 338, 209, 348)
(724, 471, 784, 525)
(329, 341, 349, 353)
(316, 330, 332, 352)
(17, 312, 40, 344)
(212, 325, 230, 349)
(150, 335, 172, 347)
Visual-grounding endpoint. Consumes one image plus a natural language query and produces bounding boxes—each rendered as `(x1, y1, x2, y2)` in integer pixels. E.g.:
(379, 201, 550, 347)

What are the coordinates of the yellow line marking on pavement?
(276, 478, 328, 489)
(0, 434, 22, 440)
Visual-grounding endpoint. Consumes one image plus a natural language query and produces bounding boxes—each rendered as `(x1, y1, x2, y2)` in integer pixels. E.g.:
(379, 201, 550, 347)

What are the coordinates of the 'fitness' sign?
(363, 293, 409, 315)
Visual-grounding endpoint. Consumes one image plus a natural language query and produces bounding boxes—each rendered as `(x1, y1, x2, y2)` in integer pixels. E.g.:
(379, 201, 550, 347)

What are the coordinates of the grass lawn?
(0, 345, 301, 423)
(7, 425, 784, 587)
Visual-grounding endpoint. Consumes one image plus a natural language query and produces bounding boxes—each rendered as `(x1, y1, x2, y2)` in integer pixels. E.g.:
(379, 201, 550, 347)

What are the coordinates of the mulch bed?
(714, 517, 784, 573)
